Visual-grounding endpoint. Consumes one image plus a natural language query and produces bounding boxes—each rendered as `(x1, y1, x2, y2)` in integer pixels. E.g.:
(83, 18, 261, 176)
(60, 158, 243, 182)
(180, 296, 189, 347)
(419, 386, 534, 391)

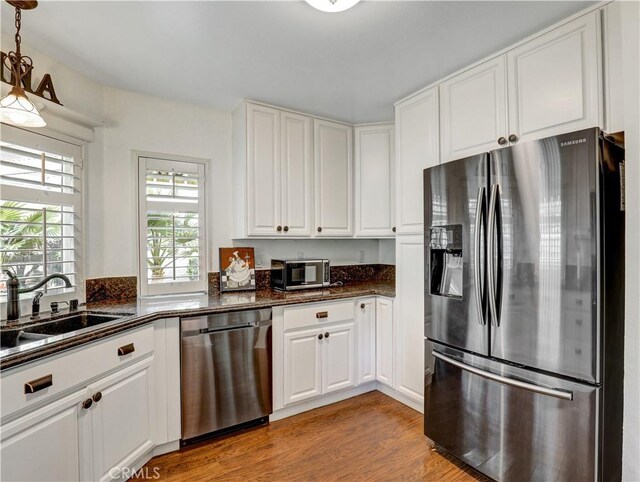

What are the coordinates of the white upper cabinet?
(234, 102, 314, 238)
(354, 124, 395, 237)
(602, 2, 625, 133)
(395, 87, 439, 234)
(439, 11, 600, 161)
(281, 111, 313, 236)
(507, 11, 600, 143)
(440, 55, 508, 162)
(314, 119, 353, 237)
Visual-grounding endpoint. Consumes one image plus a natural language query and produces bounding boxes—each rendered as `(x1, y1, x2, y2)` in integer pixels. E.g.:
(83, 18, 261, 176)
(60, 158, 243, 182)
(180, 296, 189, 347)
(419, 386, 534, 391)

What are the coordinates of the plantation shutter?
(0, 125, 83, 298)
(138, 156, 207, 296)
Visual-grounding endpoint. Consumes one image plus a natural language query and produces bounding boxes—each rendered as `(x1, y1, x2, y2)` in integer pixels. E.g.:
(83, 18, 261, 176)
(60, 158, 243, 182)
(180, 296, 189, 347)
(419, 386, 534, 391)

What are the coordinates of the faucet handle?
(3, 269, 17, 280)
(33, 291, 44, 304)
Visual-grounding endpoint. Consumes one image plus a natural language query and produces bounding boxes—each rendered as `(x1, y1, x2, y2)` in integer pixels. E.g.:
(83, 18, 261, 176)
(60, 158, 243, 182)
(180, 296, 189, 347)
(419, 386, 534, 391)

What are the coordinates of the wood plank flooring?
(138, 391, 489, 481)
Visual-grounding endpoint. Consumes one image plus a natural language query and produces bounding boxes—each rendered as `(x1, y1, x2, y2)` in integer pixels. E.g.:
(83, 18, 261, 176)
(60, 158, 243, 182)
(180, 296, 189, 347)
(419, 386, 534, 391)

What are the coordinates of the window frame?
(136, 152, 208, 297)
(1, 124, 85, 314)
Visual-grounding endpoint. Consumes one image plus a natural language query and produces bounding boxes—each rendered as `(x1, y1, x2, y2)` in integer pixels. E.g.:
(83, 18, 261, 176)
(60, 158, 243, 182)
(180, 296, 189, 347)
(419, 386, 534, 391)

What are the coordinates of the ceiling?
(0, 1, 595, 124)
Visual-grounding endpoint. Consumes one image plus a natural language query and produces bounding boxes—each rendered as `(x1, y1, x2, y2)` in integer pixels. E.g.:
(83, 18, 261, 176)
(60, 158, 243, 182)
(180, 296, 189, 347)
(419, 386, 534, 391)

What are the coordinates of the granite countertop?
(0, 281, 395, 371)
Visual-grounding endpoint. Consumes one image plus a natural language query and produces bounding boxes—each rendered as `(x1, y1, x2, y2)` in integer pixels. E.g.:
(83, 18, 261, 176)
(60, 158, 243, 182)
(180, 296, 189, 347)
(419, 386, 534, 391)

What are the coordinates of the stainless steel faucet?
(3, 270, 73, 321)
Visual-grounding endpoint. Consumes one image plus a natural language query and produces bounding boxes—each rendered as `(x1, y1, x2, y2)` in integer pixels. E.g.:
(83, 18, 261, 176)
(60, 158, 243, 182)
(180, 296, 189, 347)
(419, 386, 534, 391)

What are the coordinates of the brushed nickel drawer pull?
(24, 374, 53, 394)
(117, 343, 135, 356)
(316, 311, 328, 319)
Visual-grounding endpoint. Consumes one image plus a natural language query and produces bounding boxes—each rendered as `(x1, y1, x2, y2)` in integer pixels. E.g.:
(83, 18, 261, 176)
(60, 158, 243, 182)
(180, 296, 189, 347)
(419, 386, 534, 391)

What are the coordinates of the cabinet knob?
(498, 137, 507, 145)
(82, 398, 93, 410)
(318, 333, 324, 340)
(283, 226, 289, 232)
(277, 225, 283, 232)
(324, 332, 330, 338)
(360, 303, 365, 309)
(316, 311, 328, 319)
(92, 391, 103, 403)
(392, 227, 396, 233)
(508, 134, 519, 143)
(317, 227, 322, 233)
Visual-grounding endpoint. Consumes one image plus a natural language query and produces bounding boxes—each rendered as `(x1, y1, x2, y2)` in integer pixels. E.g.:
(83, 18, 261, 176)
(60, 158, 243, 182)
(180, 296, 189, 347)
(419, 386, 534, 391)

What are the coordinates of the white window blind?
(0, 125, 83, 300)
(138, 156, 207, 296)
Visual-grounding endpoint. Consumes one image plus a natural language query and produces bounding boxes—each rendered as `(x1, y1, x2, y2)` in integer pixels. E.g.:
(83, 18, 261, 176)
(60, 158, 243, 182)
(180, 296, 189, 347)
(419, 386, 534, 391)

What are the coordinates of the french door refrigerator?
(423, 128, 625, 482)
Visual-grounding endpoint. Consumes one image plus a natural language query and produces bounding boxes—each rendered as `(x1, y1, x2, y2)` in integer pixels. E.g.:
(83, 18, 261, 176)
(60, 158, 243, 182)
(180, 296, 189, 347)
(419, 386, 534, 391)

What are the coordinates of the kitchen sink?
(1, 312, 132, 350)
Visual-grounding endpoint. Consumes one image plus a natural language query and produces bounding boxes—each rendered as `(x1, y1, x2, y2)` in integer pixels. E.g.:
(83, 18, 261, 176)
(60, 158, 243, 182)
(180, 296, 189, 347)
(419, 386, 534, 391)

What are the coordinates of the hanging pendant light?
(0, 0, 46, 128)
(305, 0, 361, 13)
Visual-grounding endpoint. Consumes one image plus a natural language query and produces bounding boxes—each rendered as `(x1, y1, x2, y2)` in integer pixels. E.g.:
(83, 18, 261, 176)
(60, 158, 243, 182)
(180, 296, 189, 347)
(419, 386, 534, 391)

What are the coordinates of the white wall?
(86, 87, 232, 278)
(621, 1, 640, 480)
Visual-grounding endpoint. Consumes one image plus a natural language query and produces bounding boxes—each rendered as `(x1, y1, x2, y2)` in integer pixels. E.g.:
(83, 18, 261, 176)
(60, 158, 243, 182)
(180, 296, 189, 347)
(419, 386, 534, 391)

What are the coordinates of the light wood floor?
(138, 391, 488, 481)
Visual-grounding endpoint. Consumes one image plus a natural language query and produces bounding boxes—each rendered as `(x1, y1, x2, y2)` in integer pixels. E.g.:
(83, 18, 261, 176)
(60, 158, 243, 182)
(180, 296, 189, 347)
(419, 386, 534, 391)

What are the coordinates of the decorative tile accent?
(86, 276, 137, 303)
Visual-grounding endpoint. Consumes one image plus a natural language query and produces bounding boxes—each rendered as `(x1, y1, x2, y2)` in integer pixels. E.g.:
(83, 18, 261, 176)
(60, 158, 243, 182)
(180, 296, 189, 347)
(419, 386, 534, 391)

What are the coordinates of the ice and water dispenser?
(428, 225, 463, 299)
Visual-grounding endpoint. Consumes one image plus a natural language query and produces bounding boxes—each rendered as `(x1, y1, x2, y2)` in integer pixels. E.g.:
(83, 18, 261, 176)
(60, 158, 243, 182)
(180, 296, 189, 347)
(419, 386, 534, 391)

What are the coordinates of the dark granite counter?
(0, 282, 394, 371)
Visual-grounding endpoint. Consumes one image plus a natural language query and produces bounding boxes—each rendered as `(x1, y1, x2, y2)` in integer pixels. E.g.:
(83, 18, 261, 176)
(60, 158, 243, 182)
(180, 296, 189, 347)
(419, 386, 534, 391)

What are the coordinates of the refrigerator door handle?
(432, 351, 574, 401)
(474, 187, 486, 325)
(487, 184, 500, 326)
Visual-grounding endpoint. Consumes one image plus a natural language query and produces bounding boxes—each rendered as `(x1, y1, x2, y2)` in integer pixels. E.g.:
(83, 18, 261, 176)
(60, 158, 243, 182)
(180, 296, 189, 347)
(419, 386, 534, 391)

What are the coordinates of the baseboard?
(154, 440, 180, 456)
(271, 383, 377, 421)
(375, 383, 424, 413)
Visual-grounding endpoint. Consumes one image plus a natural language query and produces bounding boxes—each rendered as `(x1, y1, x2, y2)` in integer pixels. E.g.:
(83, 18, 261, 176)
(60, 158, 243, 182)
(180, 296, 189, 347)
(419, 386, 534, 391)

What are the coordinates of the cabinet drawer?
(284, 300, 355, 331)
(1, 325, 154, 419)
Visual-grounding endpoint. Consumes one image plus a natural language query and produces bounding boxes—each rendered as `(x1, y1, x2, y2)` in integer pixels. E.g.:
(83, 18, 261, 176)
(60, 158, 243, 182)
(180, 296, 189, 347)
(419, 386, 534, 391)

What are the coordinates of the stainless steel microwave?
(270, 259, 330, 291)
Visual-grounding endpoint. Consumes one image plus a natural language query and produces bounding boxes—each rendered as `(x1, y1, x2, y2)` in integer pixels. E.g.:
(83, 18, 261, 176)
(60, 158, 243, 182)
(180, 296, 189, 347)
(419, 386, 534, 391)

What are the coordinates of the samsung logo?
(560, 138, 587, 147)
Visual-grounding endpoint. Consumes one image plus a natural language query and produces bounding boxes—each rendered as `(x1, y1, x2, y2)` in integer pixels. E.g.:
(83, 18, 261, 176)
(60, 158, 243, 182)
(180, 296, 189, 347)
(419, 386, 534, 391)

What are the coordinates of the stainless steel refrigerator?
(423, 128, 625, 482)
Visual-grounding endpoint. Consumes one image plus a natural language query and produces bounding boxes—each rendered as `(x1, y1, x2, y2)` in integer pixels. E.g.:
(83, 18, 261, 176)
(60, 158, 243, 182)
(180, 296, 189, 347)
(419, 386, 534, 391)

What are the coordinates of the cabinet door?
(247, 103, 281, 236)
(322, 322, 356, 394)
(283, 328, 322, 405)
(375, 297, 394, 387)
(88, 357, 155, 482)
(281, 112, 313, 236)
(395, 235, 425, 403)
(440, 56, 508, 162)
(395, 87, 439, 235)
(507, 12, 600, 143)
(0, 390, 89, 482)
(354, 124, 395, 237)
(356, 298, 376, 384)
(314, 119, 353, 237)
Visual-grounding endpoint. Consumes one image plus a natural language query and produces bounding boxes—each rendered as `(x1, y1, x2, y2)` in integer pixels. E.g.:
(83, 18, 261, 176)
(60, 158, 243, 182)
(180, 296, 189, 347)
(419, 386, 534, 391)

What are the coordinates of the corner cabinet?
(314, 119, 353, 237)
(439, 11, 601, 162)
(233, 102, 313, 238)
(394, 87, 439, 235)
(354, 124, 395, 237)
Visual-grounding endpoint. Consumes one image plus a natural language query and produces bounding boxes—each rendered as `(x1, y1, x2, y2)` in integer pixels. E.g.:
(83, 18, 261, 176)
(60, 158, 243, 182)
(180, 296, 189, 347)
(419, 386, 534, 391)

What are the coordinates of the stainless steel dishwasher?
(180, 308, 272, 443)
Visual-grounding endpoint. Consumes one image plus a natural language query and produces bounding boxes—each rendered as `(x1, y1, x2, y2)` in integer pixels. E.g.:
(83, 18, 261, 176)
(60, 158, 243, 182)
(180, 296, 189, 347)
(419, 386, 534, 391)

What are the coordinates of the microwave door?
(424, 153, 489, 356)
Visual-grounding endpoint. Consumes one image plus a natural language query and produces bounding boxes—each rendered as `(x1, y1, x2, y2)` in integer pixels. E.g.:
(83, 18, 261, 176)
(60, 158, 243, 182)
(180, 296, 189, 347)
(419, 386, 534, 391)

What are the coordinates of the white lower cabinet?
(88, 357, 155, 482)
(322, 322, 356, 394)
(375, 297, 394, 388)
(0, 327, 157, 482)
(395, 235, 425, 404)
(356, 298, 376, 384)
(0, 389, 89, 482)
(281, 301, 358, 407)
(283, 328, 323, 405)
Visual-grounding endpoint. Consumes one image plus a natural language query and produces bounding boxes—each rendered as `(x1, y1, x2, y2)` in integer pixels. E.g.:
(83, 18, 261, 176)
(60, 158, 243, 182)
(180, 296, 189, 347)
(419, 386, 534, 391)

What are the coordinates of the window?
(138, 155, 207, 296)
(1, 125, 84, 303)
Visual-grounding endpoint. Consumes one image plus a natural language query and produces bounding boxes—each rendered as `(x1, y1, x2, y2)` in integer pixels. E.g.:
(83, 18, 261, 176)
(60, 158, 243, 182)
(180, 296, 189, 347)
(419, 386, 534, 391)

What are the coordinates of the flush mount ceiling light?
(305, 0, 361, 13)
(0, 0, 46, 128)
